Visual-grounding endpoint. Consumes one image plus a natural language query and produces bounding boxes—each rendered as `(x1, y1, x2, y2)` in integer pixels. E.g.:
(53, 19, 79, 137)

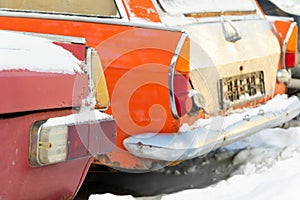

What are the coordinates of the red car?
(0, 30, 116, 199)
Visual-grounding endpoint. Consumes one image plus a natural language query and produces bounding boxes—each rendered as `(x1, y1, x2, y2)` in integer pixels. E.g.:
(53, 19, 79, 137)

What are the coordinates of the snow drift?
(90, 126, 300, 200)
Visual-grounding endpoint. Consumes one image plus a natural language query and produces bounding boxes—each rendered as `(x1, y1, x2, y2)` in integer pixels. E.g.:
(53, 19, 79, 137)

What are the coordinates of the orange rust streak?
(184, 10, 256, 18)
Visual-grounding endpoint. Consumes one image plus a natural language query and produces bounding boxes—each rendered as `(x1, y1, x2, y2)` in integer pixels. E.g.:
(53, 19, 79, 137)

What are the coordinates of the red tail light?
(29, 111, 116, 166)
(68, 120, 116, 159)
(281, 22, 298, 68)
(285, 52, 297, 68)
(174, 73, 191, 117)
(272, 20, 298, 69)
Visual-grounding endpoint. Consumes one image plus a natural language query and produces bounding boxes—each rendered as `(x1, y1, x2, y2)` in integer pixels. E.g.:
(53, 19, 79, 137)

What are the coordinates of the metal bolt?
(258, 109, 264, 116)
(243, 114, 250, 121)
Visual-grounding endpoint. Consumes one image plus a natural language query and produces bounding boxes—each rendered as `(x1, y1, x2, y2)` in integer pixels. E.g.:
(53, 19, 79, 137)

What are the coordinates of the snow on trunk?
(0, 30, 83, 74)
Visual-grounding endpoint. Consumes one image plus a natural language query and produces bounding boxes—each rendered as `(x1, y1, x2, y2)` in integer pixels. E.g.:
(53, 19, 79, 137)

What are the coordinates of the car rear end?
(122, 0, 300, 163)
(0, 31, 116, 199)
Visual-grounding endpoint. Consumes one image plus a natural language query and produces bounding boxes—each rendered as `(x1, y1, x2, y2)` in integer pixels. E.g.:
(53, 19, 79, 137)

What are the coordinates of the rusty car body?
(0, 0, 299, 198)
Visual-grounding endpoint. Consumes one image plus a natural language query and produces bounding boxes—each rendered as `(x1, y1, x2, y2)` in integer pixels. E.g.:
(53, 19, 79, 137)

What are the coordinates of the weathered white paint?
(184, 19, 280, 113)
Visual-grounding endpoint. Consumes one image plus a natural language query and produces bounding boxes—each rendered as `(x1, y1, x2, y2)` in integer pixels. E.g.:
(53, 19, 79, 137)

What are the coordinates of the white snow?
(269, 0, 300, 16)
(179, 94, 298, 132)
(161, 127, 300, 200)
(0, 30, 83, 74)
(159, 0, 256, 15)
(156, 0, 261, 27)
(43, 109, 112, 127)
(90, 126, 300, 200)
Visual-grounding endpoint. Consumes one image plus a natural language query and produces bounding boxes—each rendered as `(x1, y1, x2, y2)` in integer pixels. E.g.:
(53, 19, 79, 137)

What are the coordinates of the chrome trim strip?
(115, 0, 129, 21)
(124, 95, 300, 161)
(85, 47, 96, 108)
(281, 22, 297, 69)
(6, 30, 86, 44)
(266, 15, 295, 22)
(151, 0, 165, 18)
(0, 10, 180, 32)
(168, 32, 188, 119)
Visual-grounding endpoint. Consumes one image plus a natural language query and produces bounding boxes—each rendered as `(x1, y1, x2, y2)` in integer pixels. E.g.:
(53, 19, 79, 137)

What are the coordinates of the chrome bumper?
(124, 95, 300, 161)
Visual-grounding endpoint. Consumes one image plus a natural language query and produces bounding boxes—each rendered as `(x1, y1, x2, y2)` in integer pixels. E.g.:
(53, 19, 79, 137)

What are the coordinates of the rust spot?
(137, 142, 143, 149)
(167, 160, 183, 167)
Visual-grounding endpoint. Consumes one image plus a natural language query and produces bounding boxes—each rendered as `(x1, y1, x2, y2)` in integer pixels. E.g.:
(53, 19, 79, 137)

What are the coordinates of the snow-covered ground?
(90, 126, 300, 200)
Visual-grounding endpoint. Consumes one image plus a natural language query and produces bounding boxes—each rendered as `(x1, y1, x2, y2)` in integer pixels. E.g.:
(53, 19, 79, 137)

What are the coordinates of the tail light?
(53, 41, 110, 109)
(174, 74, 190, 117)
(29, 110, 116, 166)
(283, 22, 298, 68)
(86, 48, 110, 109)
(169, 33, 191, 119)
(274, 20, 298, 68)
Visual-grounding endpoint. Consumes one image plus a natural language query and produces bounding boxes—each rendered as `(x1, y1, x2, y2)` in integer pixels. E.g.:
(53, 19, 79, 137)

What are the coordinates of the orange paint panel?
(104, 49, 180, 149)
(124, 0, 161, 22)
(0, 16, 133, 47)
(274, 82, 287, 95)
(273, 20, 291, 46)
(274, 20, 297, 54)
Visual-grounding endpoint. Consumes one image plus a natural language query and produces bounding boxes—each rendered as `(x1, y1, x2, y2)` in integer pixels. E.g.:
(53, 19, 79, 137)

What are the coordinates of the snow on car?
(121, 0, 299, 169)
(0, 30, 82, 74)
(0, 0, 299, 198)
